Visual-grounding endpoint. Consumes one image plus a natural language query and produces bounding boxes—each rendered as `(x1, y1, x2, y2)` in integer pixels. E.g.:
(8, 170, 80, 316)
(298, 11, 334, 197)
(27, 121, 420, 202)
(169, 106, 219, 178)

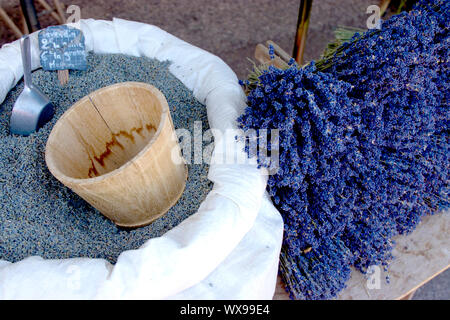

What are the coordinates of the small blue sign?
(38, 25, 87, 71)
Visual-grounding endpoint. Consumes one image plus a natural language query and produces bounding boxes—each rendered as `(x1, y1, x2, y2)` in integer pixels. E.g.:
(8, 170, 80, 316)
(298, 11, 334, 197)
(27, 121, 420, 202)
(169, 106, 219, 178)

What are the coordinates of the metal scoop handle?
(20, 35, 32, 88)
(10, 34, 54, 136)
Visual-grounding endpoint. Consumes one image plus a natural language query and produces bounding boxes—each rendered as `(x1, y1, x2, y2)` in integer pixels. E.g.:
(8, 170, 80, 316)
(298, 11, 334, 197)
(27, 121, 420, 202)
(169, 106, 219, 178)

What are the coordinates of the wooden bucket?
(45, 82, 188, 227)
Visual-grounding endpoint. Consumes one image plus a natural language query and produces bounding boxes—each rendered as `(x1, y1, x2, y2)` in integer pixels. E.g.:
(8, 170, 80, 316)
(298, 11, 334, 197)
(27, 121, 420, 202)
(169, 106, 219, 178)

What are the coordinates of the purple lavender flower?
(237, 0, 449, 300)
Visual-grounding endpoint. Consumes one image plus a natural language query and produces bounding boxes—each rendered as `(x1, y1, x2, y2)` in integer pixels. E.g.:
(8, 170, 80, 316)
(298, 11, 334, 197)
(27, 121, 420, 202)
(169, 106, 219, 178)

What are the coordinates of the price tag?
(38, 25, 87, 71)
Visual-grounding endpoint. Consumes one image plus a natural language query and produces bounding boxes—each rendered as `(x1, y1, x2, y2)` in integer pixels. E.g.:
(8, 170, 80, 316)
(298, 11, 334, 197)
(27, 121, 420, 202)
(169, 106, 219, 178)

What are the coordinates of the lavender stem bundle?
(237, 0, 449, 299)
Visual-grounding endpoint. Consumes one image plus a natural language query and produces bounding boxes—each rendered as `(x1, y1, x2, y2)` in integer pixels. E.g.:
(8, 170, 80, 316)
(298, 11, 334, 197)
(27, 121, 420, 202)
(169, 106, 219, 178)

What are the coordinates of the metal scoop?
(10, 35, 54, 136)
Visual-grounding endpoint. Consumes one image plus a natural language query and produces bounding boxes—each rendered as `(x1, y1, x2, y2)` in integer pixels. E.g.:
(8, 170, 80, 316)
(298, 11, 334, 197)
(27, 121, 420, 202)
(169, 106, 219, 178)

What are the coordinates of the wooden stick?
(53, 0, 66, 23)
(254, 43, 289, 69)
(0, 6, 23, 38)
(21, 11, 29, 34)
(36, 0, 63, 24)
(52, 0, 68, 85)
(57, 69, 69, 86)
(379, 0, 391, 16)
(293, 0, 313, 65)
(266, 40, 293, 64)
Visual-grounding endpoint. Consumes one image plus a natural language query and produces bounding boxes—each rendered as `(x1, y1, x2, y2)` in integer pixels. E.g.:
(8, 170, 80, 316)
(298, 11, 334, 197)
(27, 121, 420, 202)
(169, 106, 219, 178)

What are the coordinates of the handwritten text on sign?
(38, 25, 87, 71)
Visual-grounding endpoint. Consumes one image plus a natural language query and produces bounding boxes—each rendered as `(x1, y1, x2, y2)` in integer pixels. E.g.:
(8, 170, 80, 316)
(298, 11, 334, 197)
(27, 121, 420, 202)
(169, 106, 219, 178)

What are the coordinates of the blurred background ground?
(1, 0, 377, 78)
(0, 0, 448, 299)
